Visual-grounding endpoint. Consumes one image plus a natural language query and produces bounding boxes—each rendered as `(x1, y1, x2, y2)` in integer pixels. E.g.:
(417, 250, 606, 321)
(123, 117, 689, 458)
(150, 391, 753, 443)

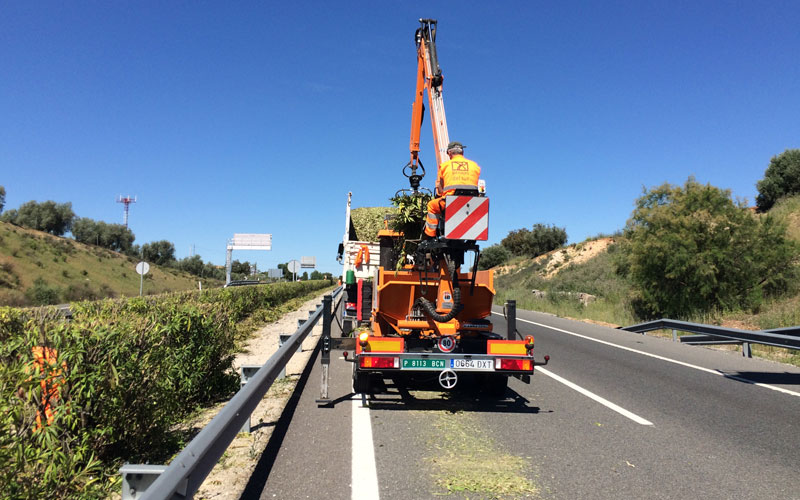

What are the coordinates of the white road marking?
(352, 394, 380, 500)
(536, 367, 654, 425)
(495, 312, 800, 398)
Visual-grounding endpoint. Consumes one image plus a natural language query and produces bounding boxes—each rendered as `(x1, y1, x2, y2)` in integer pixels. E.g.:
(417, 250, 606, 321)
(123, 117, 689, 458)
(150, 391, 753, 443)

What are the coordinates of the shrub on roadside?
(0, 280, 331, 498)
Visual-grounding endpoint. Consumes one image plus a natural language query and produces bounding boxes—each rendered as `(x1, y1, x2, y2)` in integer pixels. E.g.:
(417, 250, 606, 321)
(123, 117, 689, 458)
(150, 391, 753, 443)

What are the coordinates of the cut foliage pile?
(349, 207, 397, 241)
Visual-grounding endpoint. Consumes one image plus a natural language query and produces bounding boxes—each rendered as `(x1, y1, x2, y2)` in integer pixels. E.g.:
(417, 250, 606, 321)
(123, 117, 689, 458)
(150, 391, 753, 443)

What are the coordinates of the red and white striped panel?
(444, 196, 489, 240)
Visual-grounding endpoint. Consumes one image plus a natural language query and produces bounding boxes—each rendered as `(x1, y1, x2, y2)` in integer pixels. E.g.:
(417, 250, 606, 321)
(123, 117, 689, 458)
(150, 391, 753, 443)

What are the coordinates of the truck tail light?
(360, 356, 399, 369)
(494, 358, 533, 371)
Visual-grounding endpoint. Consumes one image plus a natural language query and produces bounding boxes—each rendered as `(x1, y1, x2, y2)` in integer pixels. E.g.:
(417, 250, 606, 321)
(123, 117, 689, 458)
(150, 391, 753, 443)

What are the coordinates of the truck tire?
(352, 364, 371, 394)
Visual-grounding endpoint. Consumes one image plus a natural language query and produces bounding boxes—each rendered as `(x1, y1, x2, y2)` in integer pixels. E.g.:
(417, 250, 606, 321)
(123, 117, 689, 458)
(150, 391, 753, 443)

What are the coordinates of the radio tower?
(116, 195, 137, 228)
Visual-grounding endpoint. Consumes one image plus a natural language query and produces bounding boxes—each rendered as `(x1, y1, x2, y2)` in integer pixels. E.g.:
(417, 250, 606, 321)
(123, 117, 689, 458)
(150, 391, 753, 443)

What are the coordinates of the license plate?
(402, 358, 446, 370)
(450, 359, 494, 371)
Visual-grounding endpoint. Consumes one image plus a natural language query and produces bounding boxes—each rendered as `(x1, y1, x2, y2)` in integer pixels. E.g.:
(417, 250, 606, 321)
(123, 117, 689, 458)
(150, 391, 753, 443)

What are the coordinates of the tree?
(619, 177, 798, 318)
(0, 186, 5, 213)
(277, 262, 293, 280)
(177, 255, 204, 276)
(501, 223, 567, 257)
(203, 262, 225, 280)
(142, 240, 176, 266)
(0, 200, 75, 235)
(310, 270, 323, 280)
(230, 260, 251, 275)
(301, 271, 309, 281)
(756, 149, 800, 212)
(72, 217, 135, 253)
(478, 244, 511, 270)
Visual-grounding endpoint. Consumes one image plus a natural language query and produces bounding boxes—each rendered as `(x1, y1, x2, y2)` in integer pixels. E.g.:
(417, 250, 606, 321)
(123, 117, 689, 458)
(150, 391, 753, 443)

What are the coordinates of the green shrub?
(26, 278, 61, 306)
(619, 178, 799, 318)
(0, 279, 331, 498)
(501, 224, 567, 258)
(479, 244, 511, 270)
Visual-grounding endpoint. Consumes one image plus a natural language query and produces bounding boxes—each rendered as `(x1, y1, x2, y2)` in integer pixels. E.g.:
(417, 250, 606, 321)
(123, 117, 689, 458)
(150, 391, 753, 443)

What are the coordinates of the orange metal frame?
(409, 27, 448, 173)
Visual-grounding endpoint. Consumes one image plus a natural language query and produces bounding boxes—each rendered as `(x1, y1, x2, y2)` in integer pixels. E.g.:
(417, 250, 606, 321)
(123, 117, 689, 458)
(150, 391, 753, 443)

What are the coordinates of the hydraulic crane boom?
(408, 19, 450, 190)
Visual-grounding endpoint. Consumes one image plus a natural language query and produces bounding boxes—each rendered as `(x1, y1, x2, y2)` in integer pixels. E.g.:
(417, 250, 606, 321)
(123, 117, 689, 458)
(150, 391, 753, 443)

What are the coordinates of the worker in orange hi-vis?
(423, 141, 481, 238)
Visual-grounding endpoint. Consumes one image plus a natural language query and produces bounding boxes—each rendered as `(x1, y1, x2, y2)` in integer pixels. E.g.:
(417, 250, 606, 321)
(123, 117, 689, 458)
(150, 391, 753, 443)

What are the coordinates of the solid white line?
(352, 394, 380, 500)
(494, 312, 800, 398)
(536, 367, 654, 425)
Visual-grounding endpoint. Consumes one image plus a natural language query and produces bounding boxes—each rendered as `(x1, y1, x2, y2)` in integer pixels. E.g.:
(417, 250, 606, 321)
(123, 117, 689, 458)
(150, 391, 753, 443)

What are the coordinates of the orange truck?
(323, 20, 548, 399)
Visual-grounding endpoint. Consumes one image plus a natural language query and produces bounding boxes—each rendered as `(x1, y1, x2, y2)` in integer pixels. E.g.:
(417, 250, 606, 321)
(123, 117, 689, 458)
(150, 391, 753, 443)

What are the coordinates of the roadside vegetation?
(492, 150, 800, 365)
(0, 279, 333, 498)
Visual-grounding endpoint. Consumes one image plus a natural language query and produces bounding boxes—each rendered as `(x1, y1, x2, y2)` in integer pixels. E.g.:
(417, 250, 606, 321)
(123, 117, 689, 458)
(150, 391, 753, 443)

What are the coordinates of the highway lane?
(488, 308, 800, 499)
(248, 307, 800, 499)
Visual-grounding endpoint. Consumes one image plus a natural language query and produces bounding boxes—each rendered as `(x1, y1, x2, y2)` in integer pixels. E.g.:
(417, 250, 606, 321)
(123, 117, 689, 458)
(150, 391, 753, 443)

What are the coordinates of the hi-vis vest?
(437, 154, 481, 197)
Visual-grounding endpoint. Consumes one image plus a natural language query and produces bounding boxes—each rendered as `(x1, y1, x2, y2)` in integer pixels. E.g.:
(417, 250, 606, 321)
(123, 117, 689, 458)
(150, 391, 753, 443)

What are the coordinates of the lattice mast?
(116, 195, 137, 228)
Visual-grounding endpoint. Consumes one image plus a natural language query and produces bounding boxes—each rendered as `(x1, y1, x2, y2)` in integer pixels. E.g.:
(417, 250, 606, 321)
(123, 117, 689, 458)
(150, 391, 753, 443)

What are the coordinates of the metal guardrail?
(620, 318, 800, 358)
(124, 287, 341, 500)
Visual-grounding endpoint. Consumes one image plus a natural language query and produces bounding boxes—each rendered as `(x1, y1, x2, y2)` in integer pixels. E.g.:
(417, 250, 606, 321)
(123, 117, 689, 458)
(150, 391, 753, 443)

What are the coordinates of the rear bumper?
(353, 352, 546, 374)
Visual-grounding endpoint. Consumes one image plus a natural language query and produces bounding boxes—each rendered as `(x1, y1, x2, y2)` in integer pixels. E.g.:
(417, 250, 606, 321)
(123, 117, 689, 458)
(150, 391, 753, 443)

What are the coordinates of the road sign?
(228, 233, 272, 250)
(136, 262, 150, 275)
(301, 256, 316, 268)
(267, 268, 282, 279)
(287, 260, 301, 273)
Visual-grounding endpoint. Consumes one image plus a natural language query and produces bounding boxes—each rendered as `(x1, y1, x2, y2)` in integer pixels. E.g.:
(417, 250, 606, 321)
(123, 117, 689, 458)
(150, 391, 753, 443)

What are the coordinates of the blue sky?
(2, 1, 798, 274)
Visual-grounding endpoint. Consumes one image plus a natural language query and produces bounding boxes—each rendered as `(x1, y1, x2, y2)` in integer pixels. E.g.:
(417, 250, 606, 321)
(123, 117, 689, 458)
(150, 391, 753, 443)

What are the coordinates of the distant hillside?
(0, 221, 223, 306)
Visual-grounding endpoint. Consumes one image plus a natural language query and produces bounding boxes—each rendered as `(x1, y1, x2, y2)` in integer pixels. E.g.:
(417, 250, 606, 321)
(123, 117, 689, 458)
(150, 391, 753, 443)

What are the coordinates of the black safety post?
(319, 294, 332, 401)
(506, 299, 516, 340)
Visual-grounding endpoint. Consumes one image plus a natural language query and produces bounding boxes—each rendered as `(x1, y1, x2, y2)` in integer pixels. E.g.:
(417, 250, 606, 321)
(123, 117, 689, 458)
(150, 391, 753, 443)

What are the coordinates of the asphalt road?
(245, 307, 800, 500)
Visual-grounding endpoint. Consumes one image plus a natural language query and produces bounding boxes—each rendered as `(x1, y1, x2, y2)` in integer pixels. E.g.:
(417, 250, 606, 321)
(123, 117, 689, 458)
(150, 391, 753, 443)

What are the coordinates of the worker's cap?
(446, 141, 465, 152)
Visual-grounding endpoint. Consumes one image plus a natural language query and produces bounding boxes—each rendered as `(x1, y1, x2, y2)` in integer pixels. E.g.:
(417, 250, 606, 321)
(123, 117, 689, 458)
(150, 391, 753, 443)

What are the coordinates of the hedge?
(0, 280, 331, 498)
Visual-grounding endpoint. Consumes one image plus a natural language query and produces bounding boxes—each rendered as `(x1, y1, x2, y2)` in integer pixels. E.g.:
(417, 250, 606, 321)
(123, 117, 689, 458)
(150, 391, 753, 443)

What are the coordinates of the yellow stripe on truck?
(487, 340, 527, 355)
(357, 337, 405, 353)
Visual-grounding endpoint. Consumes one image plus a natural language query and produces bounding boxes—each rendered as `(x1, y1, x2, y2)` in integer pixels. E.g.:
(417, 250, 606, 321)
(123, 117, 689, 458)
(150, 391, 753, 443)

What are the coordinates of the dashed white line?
(536, 367, 653, 425)
(494, 312, 800, 398)
(352, 394, 380, 500)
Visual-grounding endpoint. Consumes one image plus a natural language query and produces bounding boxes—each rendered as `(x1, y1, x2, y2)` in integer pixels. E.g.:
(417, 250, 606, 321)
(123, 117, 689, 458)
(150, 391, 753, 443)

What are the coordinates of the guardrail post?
(672, 329, 677, 342)
(505, 300, 516, 340)
(120, 464, 187, 499)
(742, 342, 752, 358)
(319, 294, 333, 401)
(239, 365, 262, 433)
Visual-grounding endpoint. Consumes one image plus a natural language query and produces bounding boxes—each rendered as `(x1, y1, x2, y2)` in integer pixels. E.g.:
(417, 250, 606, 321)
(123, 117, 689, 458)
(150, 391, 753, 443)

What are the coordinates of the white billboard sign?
(229, 233, 272, 250)
(301, 256, 316, 268)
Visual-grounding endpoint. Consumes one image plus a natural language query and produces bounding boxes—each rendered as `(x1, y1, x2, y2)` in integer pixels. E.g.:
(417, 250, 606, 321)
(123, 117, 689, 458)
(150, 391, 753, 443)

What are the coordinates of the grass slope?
(0, 221, 223, 306)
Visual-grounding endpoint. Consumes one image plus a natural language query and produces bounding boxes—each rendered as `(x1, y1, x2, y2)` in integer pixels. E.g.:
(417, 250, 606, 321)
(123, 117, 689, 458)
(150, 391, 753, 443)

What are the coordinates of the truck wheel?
(481, 374, 508, 399)
(352, 364, 371, 394)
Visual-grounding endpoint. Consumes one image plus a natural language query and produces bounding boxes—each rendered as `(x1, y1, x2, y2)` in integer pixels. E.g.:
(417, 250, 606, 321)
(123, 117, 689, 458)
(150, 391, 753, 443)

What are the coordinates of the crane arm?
(407, 19, 450, 192)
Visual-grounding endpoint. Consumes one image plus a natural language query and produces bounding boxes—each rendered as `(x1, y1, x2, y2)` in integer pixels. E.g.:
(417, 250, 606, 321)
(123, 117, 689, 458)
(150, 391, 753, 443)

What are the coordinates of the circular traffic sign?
(135, 261, 150, 275)
(287, 260, 301, 273)
(437, 336, 456, 353)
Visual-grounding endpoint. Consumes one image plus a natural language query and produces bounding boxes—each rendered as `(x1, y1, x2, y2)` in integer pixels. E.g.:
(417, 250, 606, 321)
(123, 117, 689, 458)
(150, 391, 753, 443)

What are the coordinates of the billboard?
(267, 268, 283, 279)
(229, 233, 272, 250)
(301, 256, 316, 268)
